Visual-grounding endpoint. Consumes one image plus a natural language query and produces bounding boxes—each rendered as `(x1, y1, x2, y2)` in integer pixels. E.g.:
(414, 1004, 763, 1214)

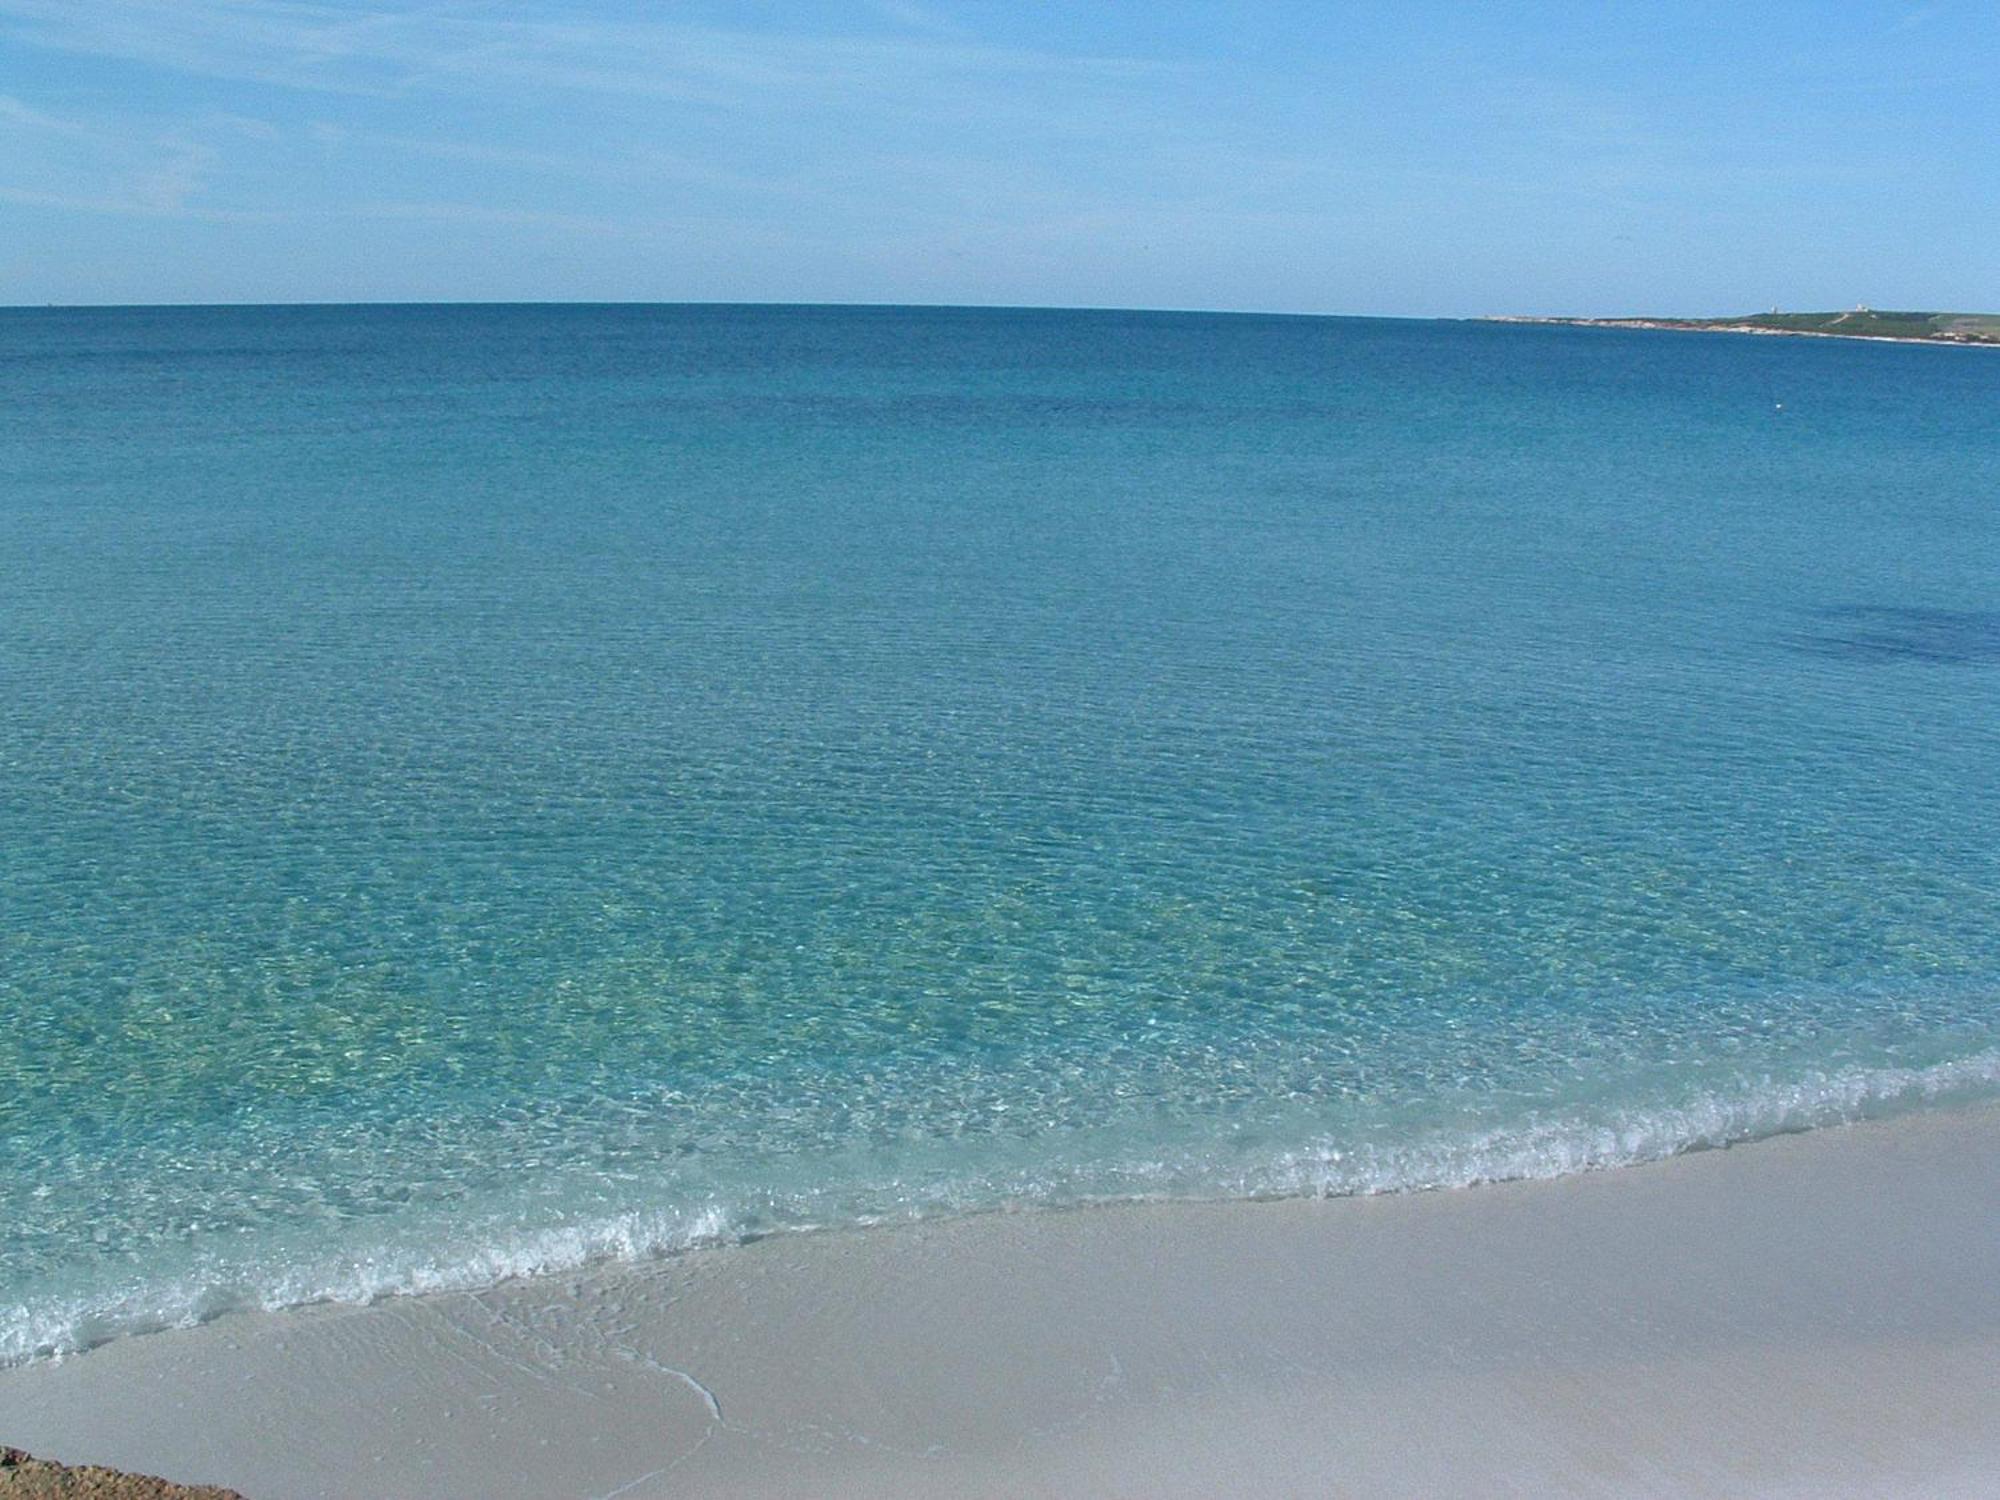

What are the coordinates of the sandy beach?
(4, 1102, 1998, 1499)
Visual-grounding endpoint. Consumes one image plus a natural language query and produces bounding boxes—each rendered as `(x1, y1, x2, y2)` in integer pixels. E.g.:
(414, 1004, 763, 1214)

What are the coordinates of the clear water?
(3, 305, 1998, 1362)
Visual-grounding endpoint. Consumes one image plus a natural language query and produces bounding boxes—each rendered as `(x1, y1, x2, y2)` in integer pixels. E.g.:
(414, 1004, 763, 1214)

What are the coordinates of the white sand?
(5, 1104, 2000, 1498)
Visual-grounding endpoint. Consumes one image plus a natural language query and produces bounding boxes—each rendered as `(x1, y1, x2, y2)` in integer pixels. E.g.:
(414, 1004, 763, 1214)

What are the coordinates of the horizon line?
(1, 297, 1458, 319)
(4, 297, 1947, 320)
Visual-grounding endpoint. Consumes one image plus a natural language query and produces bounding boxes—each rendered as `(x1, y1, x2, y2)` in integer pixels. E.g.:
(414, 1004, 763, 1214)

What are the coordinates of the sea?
(3, 304, 1997, 1363)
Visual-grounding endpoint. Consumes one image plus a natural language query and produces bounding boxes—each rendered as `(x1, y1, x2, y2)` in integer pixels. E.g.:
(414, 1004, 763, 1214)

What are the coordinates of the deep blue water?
(3, 305, 1998, 1361)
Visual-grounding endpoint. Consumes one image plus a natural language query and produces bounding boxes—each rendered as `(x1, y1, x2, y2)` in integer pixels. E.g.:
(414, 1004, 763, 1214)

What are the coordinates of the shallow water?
(3, 305, 1997, 1361)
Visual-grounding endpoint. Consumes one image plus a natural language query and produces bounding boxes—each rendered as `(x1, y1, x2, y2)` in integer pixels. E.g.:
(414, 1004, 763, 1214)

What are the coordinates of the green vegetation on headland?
(1487, 309, 2000, 345)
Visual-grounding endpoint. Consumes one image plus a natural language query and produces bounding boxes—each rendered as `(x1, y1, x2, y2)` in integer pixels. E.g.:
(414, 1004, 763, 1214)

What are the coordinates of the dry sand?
(4, 1103, 1999, 1498)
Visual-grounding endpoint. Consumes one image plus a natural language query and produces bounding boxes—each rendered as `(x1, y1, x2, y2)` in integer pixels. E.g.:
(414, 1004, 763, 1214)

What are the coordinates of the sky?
(0, 1, 1993, 313)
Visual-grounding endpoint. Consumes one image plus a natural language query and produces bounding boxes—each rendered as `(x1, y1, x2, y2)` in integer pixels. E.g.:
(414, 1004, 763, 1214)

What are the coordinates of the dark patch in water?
(1790, 606, 2000, 665)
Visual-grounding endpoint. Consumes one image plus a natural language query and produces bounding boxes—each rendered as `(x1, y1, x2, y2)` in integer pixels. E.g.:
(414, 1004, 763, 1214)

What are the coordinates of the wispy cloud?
(0, 0, 1190, 224)
(0, 1, 1172, 111)
(15, 1, 1976, 310)
(0, 1, 1210, 244)
(863, 0, 966, 39)
(306, 123, 791, 200)
(340, 197, 626, 234)
(0, 91, 98, 137)
(0, 88, 234, 214)
(132, 134, 216, 211)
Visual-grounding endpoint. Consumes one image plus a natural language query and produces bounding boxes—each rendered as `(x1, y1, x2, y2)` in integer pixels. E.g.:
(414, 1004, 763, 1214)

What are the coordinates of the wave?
(1254, 1046, 2000, 1197)
(7, 1047, 1999, 1368)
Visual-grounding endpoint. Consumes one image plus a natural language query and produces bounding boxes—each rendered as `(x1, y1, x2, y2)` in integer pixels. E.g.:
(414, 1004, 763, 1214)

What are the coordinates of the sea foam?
(8, 1048, 1996, 1369)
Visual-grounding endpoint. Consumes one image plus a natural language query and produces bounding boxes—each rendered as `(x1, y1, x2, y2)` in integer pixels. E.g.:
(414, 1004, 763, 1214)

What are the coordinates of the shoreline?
(11, 1045, 2000, 1368)
(1482, 314, 2000, 347)
(5, 1101, 2000, 1498)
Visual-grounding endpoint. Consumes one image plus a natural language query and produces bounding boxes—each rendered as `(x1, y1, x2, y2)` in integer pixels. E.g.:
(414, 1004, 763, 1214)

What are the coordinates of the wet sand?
(4, 1103, 1999, 1498)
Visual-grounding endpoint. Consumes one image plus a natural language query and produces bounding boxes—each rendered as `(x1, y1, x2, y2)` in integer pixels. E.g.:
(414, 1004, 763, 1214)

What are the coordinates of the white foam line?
(584, 1465, 670, 1500)
(620, 1348, 723, 1423)
(7, 1047, 1999, 1369)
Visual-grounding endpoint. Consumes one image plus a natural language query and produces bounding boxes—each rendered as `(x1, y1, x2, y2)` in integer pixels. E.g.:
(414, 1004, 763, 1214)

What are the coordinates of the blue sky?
(1, 1, 1992, 312)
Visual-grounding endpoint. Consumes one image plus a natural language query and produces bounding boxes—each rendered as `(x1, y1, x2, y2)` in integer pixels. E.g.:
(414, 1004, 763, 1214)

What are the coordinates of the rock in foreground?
(0, 1448, 244, 1498)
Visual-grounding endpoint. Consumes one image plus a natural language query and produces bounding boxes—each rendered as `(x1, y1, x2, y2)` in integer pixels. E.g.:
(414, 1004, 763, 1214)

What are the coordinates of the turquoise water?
(3, 305, 1998, 1362)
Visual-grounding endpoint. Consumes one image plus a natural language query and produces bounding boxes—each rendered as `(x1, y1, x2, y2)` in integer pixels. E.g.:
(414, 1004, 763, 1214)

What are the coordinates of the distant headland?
(1485, 308, 2000, 346)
